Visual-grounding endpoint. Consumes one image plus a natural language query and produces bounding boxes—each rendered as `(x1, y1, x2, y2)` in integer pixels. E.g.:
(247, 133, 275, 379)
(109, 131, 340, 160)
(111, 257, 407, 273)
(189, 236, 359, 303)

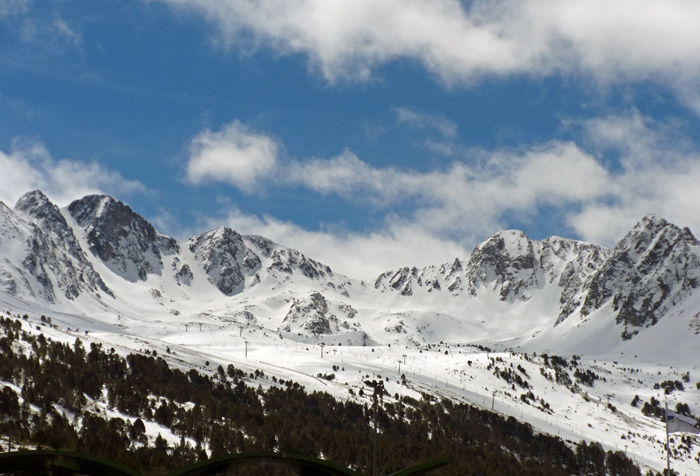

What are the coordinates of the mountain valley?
(1, 190, 700, 475)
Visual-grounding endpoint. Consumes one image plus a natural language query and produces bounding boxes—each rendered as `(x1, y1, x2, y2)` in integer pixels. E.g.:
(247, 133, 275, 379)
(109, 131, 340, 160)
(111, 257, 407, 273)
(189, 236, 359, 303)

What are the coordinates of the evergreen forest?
(0, 313, 650, 475)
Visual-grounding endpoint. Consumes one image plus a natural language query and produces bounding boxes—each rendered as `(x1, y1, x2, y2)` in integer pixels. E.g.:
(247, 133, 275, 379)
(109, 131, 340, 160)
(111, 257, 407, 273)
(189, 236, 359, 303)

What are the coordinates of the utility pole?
(492, 391, 496, 410)
(245, 341, 248, 359)
(321, 343, 325, 359)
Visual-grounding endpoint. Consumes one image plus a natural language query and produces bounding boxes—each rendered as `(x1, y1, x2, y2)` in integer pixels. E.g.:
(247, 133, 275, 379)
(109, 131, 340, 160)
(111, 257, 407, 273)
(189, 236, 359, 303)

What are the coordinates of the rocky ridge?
(187, 227, 261, 295)
(0, 191, 112, 302)
(575, 215, 700, 338)
(375, 217, 700, 340)
(68, 195, 179, 282)
(1, 191, 699, 346)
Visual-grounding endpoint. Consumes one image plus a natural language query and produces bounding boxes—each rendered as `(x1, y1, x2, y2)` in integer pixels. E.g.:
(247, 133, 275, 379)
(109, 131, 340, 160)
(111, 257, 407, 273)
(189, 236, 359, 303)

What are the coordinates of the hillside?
(1, 190, 699, 474)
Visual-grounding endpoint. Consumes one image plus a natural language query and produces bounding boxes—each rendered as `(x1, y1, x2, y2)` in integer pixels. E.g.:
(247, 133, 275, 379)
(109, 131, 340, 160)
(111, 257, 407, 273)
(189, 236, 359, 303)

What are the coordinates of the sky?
(2, 0, 700, 279)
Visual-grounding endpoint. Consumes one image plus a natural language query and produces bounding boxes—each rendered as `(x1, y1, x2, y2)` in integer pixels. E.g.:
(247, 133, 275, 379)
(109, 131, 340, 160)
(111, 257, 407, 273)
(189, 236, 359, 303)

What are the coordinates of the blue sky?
(2, 0, 700, 278)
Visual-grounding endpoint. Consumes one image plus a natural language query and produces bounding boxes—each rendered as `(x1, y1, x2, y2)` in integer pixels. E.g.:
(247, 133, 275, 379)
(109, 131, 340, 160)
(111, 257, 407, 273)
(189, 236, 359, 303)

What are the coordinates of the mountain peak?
(68, 194, 179, 282)
(3, 190, 700, 356)
(630, 213, 670, 236)
(472, 230, 536, 268)
(188, 226, 260, 295)
(639, 213, 666, 225)
(14, 190, 55, 218)
(575, 214, 700, 337)
(14, 190, 66, 234)
(14, 189, 52, 212)
(615, 214, 698, 256)
(203, 226, 242, 242)
(1, 191, 113, 302)
(14, 189, 87, 262)
(67, 194, 123, 226)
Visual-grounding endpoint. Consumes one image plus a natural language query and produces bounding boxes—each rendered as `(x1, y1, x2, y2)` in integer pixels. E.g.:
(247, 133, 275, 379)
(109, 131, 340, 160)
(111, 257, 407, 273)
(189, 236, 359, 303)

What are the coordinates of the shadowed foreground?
(0, 450, 450, 476)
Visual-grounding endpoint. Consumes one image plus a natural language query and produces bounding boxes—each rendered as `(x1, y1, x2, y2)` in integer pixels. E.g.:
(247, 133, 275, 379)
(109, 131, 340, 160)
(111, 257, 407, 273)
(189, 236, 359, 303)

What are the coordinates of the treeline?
(0, 314, 645, 475)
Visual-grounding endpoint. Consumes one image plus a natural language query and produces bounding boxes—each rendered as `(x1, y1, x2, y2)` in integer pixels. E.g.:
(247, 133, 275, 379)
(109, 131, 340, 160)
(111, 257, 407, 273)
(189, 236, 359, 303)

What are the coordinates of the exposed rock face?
(553, 239, 610, 323)
(245, 235, 275, 258)
(268, 248, 332, 280)
(282, 292, 336, 334)
(175, 263, 193, 286)
(374, 267, 417, 296)
(188, 227, 261, 295)
(1, 192, 343, 302)
(463, 230, 540, 301)
(374, 215, 700, 340)
(3, 190, 700, 347)
(0, 201, 51, 300)
(68, 195, 179, 282)
(280, 292, 358, 335)
(8, 191, 112, 301)
(375, 230, 611, 306)
(16, 190, 85, 261)
(574, 215, 700, 338)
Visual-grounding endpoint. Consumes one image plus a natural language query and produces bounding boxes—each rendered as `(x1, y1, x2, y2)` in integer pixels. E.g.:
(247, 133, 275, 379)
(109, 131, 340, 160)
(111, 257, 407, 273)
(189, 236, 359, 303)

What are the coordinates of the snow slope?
(1, 190, 700, 474)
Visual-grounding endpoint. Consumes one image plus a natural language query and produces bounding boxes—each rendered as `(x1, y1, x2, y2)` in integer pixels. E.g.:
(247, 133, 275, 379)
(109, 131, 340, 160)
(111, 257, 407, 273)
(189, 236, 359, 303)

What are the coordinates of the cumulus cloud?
(565, 113, 700, 245)
(185, 119, 614, 248)
(0, 138, 145, 207)
(281, 140, 611, 241)
(186, 111, 700, 269)
(286, 149, 404, 204)
(186, 121, 279, 193)
(156, 0, 700, 112)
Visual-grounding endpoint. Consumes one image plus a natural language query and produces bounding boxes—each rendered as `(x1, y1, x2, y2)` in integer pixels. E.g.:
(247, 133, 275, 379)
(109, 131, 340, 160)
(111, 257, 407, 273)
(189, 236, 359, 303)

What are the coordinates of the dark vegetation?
(0, 314, 643, 475)
(653, 380, 684, 395)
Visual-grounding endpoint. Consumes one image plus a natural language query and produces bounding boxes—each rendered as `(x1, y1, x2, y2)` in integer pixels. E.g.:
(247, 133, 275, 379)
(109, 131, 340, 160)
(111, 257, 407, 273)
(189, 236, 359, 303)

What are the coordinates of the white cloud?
(156, 0, 700, 112)
(0, 138, 145, 207)
(393, 107, 458, 156)
(565, 113, 700, 245)
(0, 0, 29, 18)
(186, 121, 279, 193)
(49, 14, 81, 47)
(184, 112, 700, 275)
(287, 114, 700, 249)
(281, 140, 610, 241)
(393, 107, 457, 138)
(185, 119, 614, 248)
(424, 140, 454, 157)
(207, 207, 468, 280)
(6, 8, 83, 53)
(286, 149, 403, 204)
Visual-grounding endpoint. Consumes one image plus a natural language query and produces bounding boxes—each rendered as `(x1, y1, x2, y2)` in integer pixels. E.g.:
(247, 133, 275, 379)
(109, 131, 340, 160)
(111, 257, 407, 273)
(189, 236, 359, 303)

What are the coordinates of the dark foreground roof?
(0, 450, 450, 476)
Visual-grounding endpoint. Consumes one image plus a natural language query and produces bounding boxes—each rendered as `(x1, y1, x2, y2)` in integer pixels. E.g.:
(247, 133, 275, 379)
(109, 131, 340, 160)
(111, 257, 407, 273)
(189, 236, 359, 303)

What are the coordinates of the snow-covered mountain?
(575, 215, 700, 338)
(374, 230, 610, 306)
(2, 190, 700, 358)
(68, 194, 180, 282)
(1, 191, 111, 303)
(3, 190, 700, 474)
